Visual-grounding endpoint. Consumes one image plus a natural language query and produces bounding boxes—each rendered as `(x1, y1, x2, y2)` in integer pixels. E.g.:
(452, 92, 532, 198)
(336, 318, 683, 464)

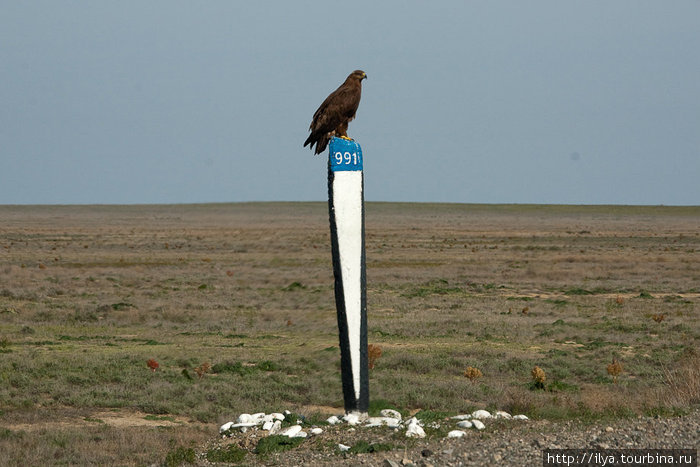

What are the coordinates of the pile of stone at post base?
(219, 408, 529, 443)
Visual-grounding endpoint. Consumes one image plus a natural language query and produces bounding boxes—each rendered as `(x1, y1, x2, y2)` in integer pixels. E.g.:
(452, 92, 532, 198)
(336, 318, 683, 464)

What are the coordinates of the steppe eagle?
(303, 70, 367, 155)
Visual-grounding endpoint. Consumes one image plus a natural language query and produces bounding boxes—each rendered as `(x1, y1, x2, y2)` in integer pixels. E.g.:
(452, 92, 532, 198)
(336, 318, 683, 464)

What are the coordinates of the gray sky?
(2, 1, 699, 205)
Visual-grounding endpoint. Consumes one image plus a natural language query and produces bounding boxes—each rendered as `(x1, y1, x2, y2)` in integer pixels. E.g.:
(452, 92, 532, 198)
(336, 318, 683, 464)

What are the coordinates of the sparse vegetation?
(146, 358, 159, 372)
(652, 313, 665, 323)
(194, 361, 211, 379)
(606, 359, 623, 384)
(368, 344, 383, 370)
(206, 444, 247, 463)
(531, 366, 547, 390)
(255, 435, 304, 455)
(348, 440, 394, 454)
(463, 366, 483, 383)
(0, 202, 698, 465)
(164, 446, 196, 467)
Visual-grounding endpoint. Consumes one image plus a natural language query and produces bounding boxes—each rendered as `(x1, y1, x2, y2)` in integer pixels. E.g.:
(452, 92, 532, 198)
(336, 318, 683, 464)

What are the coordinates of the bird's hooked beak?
(362, 72, 367, 80)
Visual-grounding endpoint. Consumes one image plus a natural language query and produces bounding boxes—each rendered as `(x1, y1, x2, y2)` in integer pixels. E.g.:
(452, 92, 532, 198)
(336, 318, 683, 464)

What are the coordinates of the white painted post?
(327, 136, 368, 414)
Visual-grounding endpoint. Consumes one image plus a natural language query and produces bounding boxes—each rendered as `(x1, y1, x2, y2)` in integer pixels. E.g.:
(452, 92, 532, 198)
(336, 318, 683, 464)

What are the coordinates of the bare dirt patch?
(2, 409, 194, 432)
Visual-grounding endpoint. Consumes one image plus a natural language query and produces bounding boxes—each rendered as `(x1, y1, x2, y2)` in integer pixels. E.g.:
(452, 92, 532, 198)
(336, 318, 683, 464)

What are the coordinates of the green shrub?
(349, 441, 394, 454)
(212, 361, 254, 376)
(255, 435, 304, 455)
(206, 445, 246, 463)
(164, 446, 195, 466)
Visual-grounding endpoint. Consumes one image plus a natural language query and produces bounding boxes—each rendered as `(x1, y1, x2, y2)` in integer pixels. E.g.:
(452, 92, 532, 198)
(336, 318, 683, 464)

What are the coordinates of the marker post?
(327, 136, 369, 415)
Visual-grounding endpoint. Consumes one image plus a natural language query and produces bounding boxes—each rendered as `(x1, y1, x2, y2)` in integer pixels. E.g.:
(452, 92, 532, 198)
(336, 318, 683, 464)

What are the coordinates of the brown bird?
(304, 70, 367, 155)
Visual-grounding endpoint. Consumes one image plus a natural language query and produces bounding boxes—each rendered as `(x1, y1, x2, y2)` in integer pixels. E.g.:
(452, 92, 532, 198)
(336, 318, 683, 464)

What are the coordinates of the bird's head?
(351, 70, 367, 81)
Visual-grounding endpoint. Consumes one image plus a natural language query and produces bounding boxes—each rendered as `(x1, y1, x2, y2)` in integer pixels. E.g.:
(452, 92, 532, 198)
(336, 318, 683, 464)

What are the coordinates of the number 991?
(334, 151, 360, 165)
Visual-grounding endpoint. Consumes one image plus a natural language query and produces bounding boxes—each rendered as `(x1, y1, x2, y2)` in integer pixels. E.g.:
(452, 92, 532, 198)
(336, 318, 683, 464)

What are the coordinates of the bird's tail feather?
(315, 135, 330, 155)
(303, 134, 314, 148)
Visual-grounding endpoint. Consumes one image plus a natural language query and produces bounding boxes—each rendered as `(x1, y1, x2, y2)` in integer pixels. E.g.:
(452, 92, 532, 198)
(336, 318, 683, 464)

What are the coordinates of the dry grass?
(368, 344, 383, 370)
(607, 359, 623, 384)
(0, 202, 698, 464)
(662, 351, 700, 407)
(463, 366, 483, 383)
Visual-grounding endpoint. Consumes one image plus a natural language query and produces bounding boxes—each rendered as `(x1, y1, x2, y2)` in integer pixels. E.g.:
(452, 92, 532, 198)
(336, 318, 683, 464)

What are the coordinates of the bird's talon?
(340, 136, 354, 141)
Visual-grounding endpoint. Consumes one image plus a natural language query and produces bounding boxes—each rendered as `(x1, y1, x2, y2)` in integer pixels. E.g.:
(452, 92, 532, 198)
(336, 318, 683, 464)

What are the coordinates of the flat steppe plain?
(1, 203, 698, 465)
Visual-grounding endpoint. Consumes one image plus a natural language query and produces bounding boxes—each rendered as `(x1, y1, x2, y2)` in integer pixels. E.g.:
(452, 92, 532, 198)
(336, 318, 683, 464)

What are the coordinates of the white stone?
(251, 412, 266, 423)
(495, 411, 512, 419)
(338, 443, 351, 451)
(261, 414, 275, 424)
(383, 417, 401, 428)
(405, 419, 426, 438)
(343, 413, 362, 425)
(513, 414, 529, 420)
(451, 414, 471, 421)
(471, 410, 492, 419)
(219, 422, 233, 433)
(310, 427, 323, 435)
(284, 410, 292, 415)
(271, 413, 285, 421)
(365, 416, 401, 428)
(406, 424, 426, 438)
(380, 409, 402, 421)
(447, 430, 466, 438)
(472, 420, 485, 430)
(456, 420, 473, 429)
(326, 415, 341, 425)
(262, 421, 274, 431)
(294, 431, 308, 438)
(278, 425, 302, 438)
(231, 422, 257, 429)
(364, 417, 384, 428)
(269, 420, 282, 434)
(236, 413, 253, 424)
(405, 417, 423, 426)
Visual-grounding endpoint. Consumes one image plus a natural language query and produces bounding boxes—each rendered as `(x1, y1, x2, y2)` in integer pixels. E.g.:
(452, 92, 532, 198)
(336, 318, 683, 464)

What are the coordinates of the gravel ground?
(201, 410, 698, 466)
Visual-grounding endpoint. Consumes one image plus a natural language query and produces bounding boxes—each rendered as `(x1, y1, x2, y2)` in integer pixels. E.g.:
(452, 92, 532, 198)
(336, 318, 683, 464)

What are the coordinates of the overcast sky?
(2, 1, 699, 205)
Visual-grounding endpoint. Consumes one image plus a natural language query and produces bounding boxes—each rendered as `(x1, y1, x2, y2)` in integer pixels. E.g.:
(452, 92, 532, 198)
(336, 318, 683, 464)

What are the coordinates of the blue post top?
(329, 137, 363, 172)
